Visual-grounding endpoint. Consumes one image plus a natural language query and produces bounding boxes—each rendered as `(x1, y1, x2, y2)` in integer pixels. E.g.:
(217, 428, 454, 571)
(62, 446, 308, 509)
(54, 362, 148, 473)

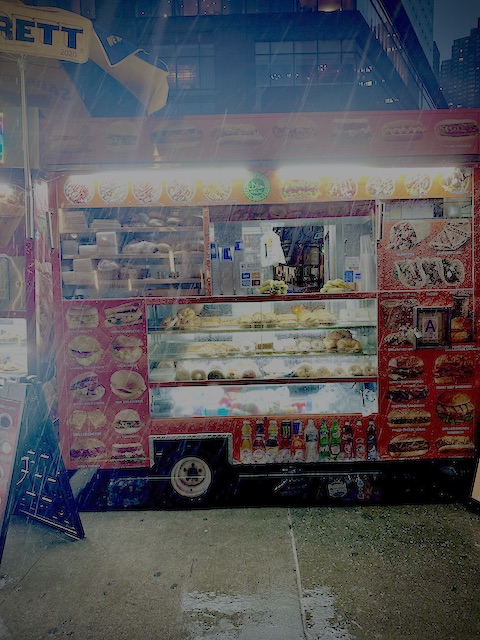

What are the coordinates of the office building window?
(136, 0, 352, 16)
(255, 40, 358, 87)
(157, 44, 215, 90)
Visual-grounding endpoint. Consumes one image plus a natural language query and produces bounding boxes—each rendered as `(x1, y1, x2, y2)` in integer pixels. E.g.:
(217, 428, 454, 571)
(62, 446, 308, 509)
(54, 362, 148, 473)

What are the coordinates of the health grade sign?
(0, 0, 91, 63)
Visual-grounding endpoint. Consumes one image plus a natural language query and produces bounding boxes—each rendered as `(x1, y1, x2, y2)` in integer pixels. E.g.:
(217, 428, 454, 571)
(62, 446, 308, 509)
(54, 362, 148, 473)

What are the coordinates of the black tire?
(152, 438, 232, 507)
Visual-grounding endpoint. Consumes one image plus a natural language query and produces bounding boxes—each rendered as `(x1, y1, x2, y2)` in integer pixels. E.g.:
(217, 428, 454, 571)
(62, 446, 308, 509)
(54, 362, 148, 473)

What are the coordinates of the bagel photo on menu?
(110, 370, 146, 399)
(68, 335, 104, 366)
(109, 335, 143, 363)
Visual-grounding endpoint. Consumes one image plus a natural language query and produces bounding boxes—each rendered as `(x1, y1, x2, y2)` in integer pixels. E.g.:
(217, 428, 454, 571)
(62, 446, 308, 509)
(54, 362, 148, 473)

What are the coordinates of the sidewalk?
(0, 503, 479, 639)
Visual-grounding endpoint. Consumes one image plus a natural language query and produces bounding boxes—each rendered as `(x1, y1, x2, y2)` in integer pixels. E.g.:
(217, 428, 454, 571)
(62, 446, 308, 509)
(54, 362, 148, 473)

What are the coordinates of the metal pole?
(18, 56, 35, 240)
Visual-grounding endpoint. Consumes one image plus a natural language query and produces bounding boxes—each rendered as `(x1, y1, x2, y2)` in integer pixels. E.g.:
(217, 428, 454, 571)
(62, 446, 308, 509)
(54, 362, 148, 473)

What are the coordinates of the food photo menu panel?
(57, 299, 150, 470)
(378, 219, 473, 292)
(377, 291, 476, 461)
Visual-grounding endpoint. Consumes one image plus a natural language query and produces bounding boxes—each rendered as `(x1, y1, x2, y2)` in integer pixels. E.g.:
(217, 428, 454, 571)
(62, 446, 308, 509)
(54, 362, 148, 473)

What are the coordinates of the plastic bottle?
(252, 419, 266, 463)
(355, 418, 366, 460)
(304, 419, 319, 463)
(366, 418, 378, 461)
(341, 419, 354, 460)
(240, 420, 253, 464)
(233, 240, 245, 296)
(265, 420, 279, 463)
(319, 419, 329, 460)
(291, 420, 305, 462)
(210, 242, 221, 295)
(221, 246, 234, 296)
(329, 419, 341, 460)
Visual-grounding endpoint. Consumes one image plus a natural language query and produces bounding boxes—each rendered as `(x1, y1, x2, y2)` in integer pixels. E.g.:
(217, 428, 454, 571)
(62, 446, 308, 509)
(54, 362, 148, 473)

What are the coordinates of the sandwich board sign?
(0, 378, 84, 563)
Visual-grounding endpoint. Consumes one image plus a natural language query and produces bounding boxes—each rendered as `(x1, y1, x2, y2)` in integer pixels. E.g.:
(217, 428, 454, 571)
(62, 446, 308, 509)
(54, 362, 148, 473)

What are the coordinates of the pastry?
(191, 369, 207, 380)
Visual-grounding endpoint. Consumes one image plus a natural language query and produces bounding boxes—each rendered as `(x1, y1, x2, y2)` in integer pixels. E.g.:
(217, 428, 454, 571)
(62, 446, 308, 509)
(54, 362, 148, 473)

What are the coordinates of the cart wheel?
(170, 455, 213, 500)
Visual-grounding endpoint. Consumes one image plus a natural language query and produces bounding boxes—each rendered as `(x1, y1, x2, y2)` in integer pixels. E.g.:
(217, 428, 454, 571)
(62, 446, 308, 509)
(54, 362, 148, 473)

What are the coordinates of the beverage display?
(329, 419, 341, 460)
(319, 420, 329, 460)
(341, 420, 354, 460)
(279, 420, 292, 462)
(240, 420, 253, 463)
(355, 418, 366, 460)
(252, 419, 266, 463)
(366, 418, 378, 461)
(265, 420, 279, 462)
(291, 420, 305, 462)
(304, 419, 319, 463)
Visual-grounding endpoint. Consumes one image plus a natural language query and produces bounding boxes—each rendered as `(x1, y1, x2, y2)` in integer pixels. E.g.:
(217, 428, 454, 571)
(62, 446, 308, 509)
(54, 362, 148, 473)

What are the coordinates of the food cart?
(44, 109, 480, 506)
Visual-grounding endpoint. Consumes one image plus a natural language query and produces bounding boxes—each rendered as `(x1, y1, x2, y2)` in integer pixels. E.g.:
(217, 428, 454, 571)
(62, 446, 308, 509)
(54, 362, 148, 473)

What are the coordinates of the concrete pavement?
(0, 504, 479, 639)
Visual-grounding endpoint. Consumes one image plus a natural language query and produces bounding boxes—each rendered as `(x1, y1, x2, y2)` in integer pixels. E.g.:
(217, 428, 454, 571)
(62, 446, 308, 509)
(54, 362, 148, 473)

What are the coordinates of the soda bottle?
(329, 418, 341, 460)
(240, 420, 253, 464)
(291, 420, 306, 462)
(319, 419, 329, 460)
(265, 420, 279, 463)
(304, 419, 319, 463)
(355, 418, 366, 460)
(252, 419, 266, 463)
(341, 419, 354, 460)
(366, 418, 378, 461)
(279, 419, 292, 462)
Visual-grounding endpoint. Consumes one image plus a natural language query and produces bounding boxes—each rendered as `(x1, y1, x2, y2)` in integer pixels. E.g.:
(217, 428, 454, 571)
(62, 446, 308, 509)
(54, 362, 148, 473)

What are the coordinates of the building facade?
(25, 0, 447, 114)
(440, 18, 480, 109)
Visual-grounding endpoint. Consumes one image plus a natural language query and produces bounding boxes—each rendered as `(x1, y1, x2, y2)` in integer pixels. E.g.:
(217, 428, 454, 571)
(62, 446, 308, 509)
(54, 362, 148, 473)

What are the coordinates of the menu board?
(57, 299, 150, 470)
(56, 166, 473, 209)
(377, 291, 476, 461)
(378, 219, 473, 292)
(42, 111, 480, 166)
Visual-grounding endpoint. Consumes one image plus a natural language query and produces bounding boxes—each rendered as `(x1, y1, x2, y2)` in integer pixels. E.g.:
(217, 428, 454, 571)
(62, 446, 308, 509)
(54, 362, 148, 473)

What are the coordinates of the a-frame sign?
(0, 378, 84, 563)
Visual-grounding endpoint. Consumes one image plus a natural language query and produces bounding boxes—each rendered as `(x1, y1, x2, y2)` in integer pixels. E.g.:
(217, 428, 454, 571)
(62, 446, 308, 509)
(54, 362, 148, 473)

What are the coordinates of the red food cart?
(44, 109, 480, 506)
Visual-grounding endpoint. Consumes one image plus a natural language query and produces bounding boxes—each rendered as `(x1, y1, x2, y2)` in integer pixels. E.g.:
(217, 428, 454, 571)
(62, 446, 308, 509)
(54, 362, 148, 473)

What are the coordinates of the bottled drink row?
(239, 416, 378, 464)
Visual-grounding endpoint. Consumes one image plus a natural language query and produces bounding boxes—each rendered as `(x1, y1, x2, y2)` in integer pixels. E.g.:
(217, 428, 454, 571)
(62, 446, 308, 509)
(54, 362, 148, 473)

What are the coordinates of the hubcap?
(170, 456, 212, 498)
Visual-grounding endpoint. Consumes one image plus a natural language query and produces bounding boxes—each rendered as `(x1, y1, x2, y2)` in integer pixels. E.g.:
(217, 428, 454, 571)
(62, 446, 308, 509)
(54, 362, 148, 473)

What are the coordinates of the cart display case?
(147, 298, 377, 420)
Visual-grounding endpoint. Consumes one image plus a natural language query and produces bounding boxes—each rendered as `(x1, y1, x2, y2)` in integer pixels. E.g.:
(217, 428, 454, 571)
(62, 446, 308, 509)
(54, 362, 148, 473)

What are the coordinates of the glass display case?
(147, 298, 378, 419)
(59, 206, 205, 299)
